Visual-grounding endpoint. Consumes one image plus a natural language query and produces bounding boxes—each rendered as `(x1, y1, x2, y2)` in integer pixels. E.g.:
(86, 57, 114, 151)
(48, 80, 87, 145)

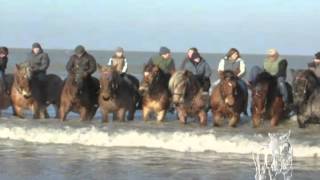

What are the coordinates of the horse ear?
(183, 70, 193, 77)
(16, 64, 20, 70)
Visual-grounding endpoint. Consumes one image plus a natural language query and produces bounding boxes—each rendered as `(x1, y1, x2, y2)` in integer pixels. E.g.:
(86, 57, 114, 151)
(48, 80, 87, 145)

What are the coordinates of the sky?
(0, 0, 319, 55)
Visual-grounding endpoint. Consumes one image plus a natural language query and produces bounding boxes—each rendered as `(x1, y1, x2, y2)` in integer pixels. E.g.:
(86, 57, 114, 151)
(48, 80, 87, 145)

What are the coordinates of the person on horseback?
(107, 47, 128, 73)
(148, 46, 175, 76)
(264, 49, 289, 106)
(180, 47, 198, 70)
(66, 45, 99, 94)
(249, 49, 289, 107)
(308, 51, 320, 79)
(181, 50, 212, 92)
(107, 47, 133, 87)
(25, 42, 50, 81)
(217, 48, 247, 93)
(0, 47, 9, 94)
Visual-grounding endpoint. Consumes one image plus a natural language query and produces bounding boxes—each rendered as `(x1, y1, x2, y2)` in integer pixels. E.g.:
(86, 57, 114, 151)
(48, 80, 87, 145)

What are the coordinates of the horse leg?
(32, 104, 41, 119)
(213, 111, 223, 127)
(297, 114, 308, 128)
(198, 110, 207, 127)
(142, 107, 151, 121)
(59, 103, 70, 121)
(13, 105, 24, 118)
(176, 107, 187, 124)
(127, 104, 135, 121)
(270, 98, 284, 127)
(252, 112, 262, 128)
(117, 109, 126, 122)
(228, 113, 240, 127)
(101, 109, 109, 123)
(80, 107, 90, 121)
(156, 110, 166, 122)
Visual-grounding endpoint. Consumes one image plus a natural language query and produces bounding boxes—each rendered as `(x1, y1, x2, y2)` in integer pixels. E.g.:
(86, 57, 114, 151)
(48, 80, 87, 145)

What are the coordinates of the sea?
(0, 48, 319, 180)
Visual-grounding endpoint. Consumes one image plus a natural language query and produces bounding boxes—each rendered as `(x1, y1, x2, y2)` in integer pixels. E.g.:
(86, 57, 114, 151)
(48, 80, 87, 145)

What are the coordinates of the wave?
(0, 122, 318, 157)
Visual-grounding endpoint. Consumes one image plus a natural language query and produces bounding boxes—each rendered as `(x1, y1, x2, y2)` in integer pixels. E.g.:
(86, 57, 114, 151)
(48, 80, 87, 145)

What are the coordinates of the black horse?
(291, 69, 320, 127)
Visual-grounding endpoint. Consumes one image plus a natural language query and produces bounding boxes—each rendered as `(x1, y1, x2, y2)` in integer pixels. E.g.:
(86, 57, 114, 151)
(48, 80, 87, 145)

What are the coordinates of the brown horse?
(169, 70, 208, 126)
(211, 70, 247, 127)
(97, 65, 139, 122)
(139, 63, 171, 122)
(0, 74, 14, 115)
(10, 64, 47, 118)
(251, 71, 292, 128)
(59, 66, 99, 121)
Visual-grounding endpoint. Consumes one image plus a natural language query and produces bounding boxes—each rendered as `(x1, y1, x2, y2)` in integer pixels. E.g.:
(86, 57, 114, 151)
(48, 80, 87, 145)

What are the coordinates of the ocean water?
(0, 49, 319, 180)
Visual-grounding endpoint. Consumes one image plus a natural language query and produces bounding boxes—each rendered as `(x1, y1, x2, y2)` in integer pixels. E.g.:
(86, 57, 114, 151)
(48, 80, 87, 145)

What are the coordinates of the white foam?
(0, 124, 318, 157)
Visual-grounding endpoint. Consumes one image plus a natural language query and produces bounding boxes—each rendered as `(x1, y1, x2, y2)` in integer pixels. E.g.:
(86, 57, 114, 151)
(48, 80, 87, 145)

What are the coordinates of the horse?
(169, 70, 208, 126)
(210, 70, 247, 127)
(0, 73, 14, 115)
(139, 63, 171, 122)
(291, 69, 320, 127)
(43, 74, 64, 118)
(97, 65, 139, 122)
(59, 66, 99, 121)
(251, 71, 293, 128)
(10, 64, 47, 118)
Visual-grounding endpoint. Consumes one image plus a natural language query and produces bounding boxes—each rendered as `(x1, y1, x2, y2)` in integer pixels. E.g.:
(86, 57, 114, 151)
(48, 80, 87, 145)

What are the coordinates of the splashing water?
(253, 131, 293, 180)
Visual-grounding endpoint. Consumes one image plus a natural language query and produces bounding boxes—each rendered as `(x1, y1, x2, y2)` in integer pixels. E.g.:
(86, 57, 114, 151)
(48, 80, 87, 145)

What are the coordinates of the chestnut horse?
(139, 63, 171, 122)
(97, 65, 139, 122)
(251, 71, 292, 128)
(0, 74, 14, 115)
(59, 66, 99, 121)
(211, 70, 248, 127)
(169, 70, 208, 126)
(10, 64, 63, 118)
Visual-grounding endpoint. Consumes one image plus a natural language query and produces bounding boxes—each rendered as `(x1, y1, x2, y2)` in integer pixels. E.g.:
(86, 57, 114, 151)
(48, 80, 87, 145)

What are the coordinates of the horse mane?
(301, 69, 320, 86)
(222, 70, 238, 80)
(169, 70, 200, 96)
(254, 71, 278, 108)
(143, 63, 169, 94)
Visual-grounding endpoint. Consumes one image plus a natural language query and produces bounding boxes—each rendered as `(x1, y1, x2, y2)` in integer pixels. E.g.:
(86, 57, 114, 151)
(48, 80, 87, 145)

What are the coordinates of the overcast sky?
(0, 0, 319, 55)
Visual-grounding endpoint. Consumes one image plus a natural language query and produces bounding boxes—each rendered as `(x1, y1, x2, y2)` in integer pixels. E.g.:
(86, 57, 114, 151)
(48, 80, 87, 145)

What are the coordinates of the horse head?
(139, 63, 163, 93)
(97, 64, 119, 100)
(14, 63, 32, 98)
(70, 65, 88, 94)
(291, 69, 319, 108)
(219, 70, 238, 106)
(169, 70, 194, 104)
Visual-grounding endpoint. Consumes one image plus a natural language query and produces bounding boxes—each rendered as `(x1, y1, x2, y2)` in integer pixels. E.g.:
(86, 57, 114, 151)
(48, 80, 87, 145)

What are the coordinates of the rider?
(0, 47, 9, 93)
(182, 50, 212, 92)
(308, 51, 320, 79)
(263, 49, 289, 106)
(217, 48, 247, 93)
(107, 47, 133, 86)
(25, 42, 50, 82)
(148, 46, 176, 76)
(66, 45, 99, 94)
(180, 47, 198, 70)
(107, 47, 128, 73)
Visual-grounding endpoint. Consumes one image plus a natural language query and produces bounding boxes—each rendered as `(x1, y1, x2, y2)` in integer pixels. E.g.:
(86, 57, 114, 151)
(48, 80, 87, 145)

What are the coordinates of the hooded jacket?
(183, 57, 212, 78)
(66, 50, 97, 76)
(25, 43, 50, 74)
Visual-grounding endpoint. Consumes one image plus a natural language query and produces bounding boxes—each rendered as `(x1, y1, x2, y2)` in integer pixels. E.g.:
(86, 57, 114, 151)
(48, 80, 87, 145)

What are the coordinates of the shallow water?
(0, 49, 319, 179)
